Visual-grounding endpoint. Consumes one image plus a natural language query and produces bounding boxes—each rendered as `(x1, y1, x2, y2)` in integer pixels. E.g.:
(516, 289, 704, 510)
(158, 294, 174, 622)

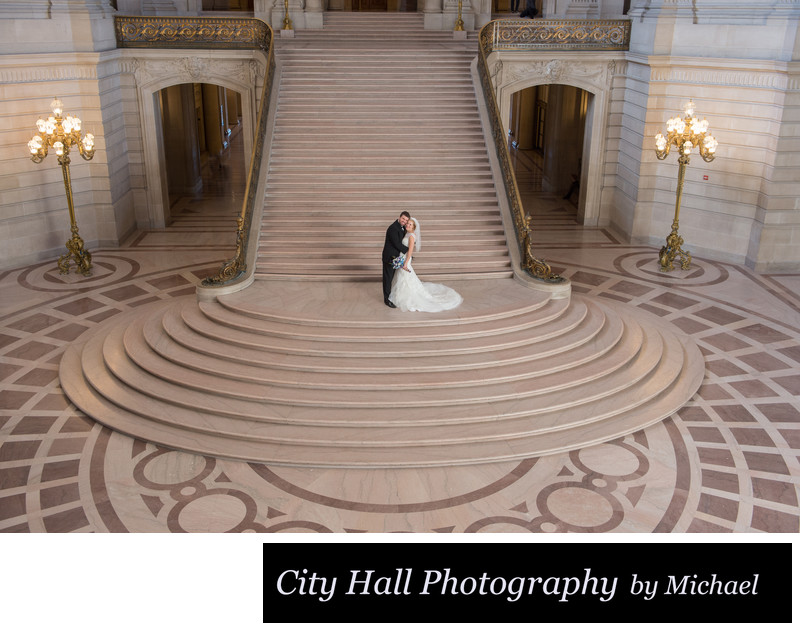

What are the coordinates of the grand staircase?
(257, 12, 510, 281)
(58, 14, 705, 468)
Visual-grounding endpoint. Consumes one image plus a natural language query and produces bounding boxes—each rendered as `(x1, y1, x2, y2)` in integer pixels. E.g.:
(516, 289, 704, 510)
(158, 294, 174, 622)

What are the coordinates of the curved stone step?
(60, 278, 704, 467)
(130, 301, 620, 394)
(156, 297, 593, 373)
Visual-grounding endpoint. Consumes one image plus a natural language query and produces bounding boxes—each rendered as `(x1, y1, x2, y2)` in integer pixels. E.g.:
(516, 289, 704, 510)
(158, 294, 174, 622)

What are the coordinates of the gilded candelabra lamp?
(28, 97, 96, 276)
(654, 100, 718, 272)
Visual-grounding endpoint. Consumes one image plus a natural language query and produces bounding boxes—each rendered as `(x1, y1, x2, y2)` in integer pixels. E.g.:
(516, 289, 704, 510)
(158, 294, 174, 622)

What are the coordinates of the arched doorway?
(157, 83, 245, 223)
(508, 83, 590, 222)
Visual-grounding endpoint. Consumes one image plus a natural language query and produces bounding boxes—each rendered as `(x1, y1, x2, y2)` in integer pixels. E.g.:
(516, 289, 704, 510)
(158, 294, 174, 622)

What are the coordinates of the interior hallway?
(1, 132, 799, 534)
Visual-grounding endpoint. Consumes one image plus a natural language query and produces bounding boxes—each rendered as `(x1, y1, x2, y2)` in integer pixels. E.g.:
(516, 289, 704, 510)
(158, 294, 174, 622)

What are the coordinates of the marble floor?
(1, 134, 799, 538)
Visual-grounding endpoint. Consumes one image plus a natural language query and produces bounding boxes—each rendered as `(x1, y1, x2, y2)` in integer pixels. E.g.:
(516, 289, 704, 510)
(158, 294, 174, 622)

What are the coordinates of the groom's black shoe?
(384, 299, 397, 308)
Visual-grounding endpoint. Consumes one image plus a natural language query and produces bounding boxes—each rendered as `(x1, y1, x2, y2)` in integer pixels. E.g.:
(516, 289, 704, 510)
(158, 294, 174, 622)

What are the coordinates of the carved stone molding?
(499, 57, 619, 91)
(649, 64, 793, 91)
(0, 63, 98, 85)
(131, 56, 259, 88)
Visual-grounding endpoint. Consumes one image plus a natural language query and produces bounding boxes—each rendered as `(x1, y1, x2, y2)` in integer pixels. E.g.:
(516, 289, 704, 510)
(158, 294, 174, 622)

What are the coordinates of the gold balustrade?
(115, 15, 271, 50)
(483, 18, 631, 51)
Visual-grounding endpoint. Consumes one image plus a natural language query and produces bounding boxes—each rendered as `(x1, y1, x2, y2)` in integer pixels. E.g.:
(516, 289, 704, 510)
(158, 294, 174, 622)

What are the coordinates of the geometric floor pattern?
(2, 154, 799, 533)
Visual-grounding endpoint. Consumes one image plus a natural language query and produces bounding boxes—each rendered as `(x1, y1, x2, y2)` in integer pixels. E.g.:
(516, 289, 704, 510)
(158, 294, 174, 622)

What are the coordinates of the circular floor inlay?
(19, 256, 140, 292)
(174, 492, 249, 532)
(614, 251, 729, 287)
(575, 443, 643, 478)
(544, 485, 615, 528)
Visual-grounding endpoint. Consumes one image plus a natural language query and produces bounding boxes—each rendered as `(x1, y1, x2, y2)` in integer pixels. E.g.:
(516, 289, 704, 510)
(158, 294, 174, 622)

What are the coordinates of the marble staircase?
(60, 279, 704, 467)
(258, 13, 508, 281)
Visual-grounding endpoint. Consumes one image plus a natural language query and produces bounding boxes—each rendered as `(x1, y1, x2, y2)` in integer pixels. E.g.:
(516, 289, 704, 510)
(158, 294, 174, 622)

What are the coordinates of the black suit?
(520, 0, 538, 17)
(382, 220, 409, 302)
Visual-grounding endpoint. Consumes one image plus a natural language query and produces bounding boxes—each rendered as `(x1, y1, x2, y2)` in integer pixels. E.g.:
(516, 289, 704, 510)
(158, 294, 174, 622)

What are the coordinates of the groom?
(381, 211, 410, 308)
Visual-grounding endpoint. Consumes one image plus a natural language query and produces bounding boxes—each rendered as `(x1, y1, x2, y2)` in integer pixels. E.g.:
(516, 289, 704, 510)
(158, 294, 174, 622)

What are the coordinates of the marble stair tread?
(262, 198, 498, 207)
(266, 160, 491, 169)
(76, 302, 669, 426)
(265, 179, 495, 188)
(138, 296, 610, 378)
(260, 232, 507, 241)
(65, 308, 689, 462)
(267, 143, 488, 152)
(61, 341, 696, 468)
(180, 302, 573, 359)
(259, 224, 505, 233)
(258, 256, 509, 266)
(211, 280, 550, 326)
(266, 165, 492, 175)
(253, 272, 514, 282)
(260, 215, 505, 224)
(131, 314, 627, 394)
(69, 326, 684, 442)
(260, 20, 506, 281)
(102, 302, 651, 409)
(256, 260, 511, 273)
(196, 300, 548, 342)
(157, 299, 594, 373)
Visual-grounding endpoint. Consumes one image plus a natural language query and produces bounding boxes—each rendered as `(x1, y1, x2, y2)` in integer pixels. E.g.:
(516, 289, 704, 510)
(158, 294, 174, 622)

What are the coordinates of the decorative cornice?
(496, 58, 620, 92)
(130, 56, 261, 87)
(649, 62, 793, 91)
(0, 64, 98, 85)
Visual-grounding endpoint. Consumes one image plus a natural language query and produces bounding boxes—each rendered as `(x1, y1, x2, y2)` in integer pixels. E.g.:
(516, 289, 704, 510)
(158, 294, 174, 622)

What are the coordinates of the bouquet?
(391, 253, 406, 269)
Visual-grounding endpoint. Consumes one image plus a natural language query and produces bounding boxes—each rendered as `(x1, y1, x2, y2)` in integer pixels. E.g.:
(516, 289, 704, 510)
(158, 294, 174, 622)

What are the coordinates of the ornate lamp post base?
(58, 225, 93, 276)
(659, 222, 691, 272)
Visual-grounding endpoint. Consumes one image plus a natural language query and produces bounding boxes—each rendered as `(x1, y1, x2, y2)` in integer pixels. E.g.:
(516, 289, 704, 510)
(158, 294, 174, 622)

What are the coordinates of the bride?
(388, 217, 463, 313)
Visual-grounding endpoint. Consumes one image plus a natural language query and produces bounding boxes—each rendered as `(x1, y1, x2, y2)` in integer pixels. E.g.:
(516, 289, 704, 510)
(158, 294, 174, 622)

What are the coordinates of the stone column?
(254, 0, 273, 23)
(423, 0, 444, 30)
(305, 0, 324, 29)
(473, 0, 491, 30)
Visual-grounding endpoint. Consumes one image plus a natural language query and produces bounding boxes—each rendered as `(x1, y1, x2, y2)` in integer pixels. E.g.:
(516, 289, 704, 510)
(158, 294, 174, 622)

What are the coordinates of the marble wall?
(1, 0, 799, 271)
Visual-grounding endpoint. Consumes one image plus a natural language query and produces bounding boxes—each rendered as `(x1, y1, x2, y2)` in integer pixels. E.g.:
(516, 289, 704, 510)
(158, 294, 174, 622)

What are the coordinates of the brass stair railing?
(476, 18, 631, 284)
(114, 15, 275, 287)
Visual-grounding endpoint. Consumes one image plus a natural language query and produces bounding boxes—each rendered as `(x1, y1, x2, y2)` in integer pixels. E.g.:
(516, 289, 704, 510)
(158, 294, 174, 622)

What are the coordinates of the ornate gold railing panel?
(114, 16, 274, 286)
(483, 18, 631, 52)
(115, 15, 270, 50)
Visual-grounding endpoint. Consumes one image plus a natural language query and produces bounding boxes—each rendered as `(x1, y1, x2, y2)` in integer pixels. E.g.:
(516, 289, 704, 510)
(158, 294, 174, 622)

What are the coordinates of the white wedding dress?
(389, 234, 463, 312)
